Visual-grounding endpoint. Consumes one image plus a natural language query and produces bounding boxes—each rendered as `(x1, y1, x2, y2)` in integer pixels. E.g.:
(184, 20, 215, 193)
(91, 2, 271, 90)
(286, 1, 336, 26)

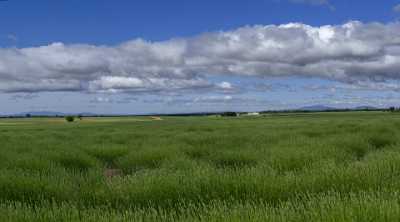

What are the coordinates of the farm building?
(246, 112, 260, 116)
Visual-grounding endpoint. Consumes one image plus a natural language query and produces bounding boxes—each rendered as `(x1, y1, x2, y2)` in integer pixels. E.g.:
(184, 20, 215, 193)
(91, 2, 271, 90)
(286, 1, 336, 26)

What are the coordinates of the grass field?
(2, 112, 400, 221)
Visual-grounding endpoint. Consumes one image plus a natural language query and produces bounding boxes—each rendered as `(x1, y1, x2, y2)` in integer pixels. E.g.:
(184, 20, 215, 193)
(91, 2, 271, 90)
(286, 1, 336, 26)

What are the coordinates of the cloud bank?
(1, 21, 400, 93)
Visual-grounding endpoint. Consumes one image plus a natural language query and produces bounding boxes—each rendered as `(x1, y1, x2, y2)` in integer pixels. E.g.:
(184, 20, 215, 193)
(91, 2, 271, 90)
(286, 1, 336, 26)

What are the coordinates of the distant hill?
(15, 111, 66, 116)
(298, 105, 337, 111)
(0, 106, 386, 118)
(11, 111, 98, 117)
(354, 106, 378, 110)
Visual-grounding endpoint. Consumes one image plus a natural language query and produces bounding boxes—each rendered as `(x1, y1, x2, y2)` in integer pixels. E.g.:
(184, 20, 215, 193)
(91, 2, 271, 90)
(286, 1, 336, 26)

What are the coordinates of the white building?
(246, 112, 260, 116)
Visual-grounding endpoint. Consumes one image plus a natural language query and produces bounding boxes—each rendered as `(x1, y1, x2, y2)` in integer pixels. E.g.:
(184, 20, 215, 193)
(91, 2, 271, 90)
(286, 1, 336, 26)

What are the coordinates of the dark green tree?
(65, 116, 75, 122)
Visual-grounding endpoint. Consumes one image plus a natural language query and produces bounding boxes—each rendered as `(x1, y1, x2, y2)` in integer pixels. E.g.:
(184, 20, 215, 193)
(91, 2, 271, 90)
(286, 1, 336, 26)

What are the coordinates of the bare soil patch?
(104, 168, 124, 178)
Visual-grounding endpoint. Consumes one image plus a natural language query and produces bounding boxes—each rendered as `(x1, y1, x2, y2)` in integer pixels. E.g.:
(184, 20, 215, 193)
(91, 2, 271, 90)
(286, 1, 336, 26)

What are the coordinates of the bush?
(65, 116, 75, 122)
(221, 112, 238, 117)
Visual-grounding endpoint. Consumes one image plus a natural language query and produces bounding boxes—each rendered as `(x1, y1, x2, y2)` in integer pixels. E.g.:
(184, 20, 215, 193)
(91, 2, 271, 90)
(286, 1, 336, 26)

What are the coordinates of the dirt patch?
(104, 168, 124, 178)
(150, 116, 163, 121)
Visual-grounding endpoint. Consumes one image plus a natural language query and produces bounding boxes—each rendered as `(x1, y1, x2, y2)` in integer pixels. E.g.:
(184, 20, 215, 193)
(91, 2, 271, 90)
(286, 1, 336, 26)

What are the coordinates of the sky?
(1, 0, 400, 115)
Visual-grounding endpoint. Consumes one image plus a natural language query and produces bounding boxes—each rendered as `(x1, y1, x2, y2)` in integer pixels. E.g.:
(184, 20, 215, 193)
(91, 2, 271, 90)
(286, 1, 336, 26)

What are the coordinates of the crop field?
(2, 112, 400, 221)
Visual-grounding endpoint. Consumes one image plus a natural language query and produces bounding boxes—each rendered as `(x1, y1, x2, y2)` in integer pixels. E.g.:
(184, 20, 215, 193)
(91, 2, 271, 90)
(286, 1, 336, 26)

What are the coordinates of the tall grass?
(1, 112, 400, 221)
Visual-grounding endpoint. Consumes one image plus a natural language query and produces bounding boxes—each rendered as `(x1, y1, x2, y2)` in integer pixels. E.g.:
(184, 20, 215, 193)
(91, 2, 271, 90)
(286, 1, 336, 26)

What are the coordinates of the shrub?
(65, 116, 75, 122)
(221, 112, 238, 117)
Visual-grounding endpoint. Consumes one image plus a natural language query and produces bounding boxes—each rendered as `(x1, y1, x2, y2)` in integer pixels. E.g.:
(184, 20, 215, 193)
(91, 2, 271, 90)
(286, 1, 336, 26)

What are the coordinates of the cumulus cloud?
(1, 21, 400, 93)
(214, 81, 241, 93)
(216, 82, 233, 90)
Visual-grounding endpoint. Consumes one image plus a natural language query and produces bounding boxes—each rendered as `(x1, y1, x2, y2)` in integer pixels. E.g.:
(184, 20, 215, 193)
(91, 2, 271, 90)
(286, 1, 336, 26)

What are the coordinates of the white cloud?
(216, 82, 233, 90)
(1, 21, 400, 93)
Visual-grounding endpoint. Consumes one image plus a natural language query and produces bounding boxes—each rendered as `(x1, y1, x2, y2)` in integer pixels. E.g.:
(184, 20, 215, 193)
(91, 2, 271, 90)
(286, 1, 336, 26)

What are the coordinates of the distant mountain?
(11, 111, 98, 117)
(12, 111, 64, 117)
(298, 105, 337, 111)
(76, 112, 100, 116)
(354, 106, 378, 110)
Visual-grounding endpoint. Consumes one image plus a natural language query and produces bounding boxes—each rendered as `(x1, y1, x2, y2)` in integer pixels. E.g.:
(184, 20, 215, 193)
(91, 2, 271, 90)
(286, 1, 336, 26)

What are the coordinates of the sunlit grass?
(1, 112, 400, 221)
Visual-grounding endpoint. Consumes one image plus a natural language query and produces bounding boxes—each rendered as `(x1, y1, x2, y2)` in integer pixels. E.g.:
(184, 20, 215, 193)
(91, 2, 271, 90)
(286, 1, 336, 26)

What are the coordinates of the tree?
(65, 116, 75, 122)
(222, 112, 238, 117)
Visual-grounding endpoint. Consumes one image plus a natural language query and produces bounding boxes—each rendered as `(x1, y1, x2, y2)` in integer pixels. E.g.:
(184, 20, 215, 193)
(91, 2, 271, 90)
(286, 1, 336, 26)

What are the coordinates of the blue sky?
(1, 0, 398, 47)
(1, 0, 400, 114)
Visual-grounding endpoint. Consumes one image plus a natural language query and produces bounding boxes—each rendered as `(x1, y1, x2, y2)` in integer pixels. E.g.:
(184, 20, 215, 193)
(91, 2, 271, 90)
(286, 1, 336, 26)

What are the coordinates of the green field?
(2, 112, 400, 221)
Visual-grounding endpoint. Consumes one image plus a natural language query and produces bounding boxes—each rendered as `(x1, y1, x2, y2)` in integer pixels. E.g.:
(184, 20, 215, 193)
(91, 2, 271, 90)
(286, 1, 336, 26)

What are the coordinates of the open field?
(2, 112, 400, 221)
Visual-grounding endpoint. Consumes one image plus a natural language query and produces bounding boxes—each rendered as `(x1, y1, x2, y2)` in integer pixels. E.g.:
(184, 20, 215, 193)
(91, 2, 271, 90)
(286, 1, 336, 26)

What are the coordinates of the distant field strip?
(81, 117, 163, 122)
(0, 116, 163, 125)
